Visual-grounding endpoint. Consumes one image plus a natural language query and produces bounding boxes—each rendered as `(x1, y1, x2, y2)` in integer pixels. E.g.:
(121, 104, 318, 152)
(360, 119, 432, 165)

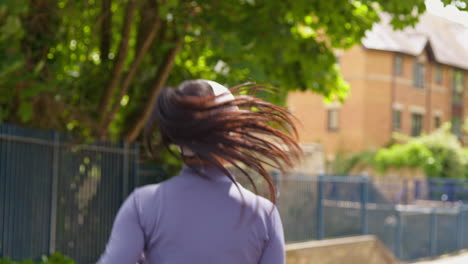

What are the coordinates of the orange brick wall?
(287, 46, 368, 156)
(362, 50, 393, 149)
(287, 46, 467, 156)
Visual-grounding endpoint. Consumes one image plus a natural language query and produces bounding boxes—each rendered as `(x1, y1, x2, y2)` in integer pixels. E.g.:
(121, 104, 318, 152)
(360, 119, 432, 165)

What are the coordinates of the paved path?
(413, 251, 468, 264)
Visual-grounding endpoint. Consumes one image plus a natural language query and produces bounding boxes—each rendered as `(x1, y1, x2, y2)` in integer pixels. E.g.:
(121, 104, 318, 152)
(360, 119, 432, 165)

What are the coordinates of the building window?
(451, 116, 462, 138)
(394, 55, 403, 75)
(411, 113, 423, 136)
(435, 64, 442, 84)
(452, 70, 463, 105)
(393, 110, 402, 131)
(327, 109, 339, 131)
(413, 61, 425, 88)
(434, 116, 441, 129)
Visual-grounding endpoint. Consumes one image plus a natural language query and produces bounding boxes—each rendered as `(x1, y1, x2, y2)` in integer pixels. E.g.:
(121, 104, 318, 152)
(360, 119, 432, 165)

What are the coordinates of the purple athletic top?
(98, 165, 285, 264)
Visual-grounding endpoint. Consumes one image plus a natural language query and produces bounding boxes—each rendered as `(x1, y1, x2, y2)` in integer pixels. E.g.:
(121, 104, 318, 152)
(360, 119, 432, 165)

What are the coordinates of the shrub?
(0, 253, 74, 264)
(375, 124, 466, 178)
(374, 141, 435, 174)
(330, 151, 376, 175)
(333, 124, 467, 179)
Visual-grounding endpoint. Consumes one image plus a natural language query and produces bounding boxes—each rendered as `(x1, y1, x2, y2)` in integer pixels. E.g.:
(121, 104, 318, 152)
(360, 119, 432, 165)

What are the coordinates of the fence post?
(49, 132, 60, 254)
(360, 175, 369, 235)
(394, 210, 402, 259)
(134, 143, 140, 188)
(122, 141, 130, 199)
(446, 182, 455, 202)
(271, 170, 281, 203)
(316, 174, 324, 240)
(414, 180, 421, 200)
(457, 206, 464, 250)
(430, 209, 438, 257)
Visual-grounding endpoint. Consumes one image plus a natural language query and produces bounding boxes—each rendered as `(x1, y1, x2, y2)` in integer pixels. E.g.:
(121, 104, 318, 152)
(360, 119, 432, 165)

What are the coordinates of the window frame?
(394, 55, 403, 76)
(434, 115, 441, 129)
(452, 69, 464, 106)
(411, 113, 423, 137)
(435, 64, 442, 84)
(327, 109, 339, 132)
(413, 60, 425, 88)
(392, 110, 402, 131)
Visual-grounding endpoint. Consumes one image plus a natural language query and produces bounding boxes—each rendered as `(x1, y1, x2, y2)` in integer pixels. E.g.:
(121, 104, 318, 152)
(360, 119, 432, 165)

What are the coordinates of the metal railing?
(0, 124, 139, 263)
(277, 174, 468, 262)
(2, 124, 468, 263)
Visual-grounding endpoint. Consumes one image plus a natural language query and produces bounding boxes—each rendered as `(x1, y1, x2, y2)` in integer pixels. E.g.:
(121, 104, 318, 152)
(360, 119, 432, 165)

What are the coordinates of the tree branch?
(97, 1, 137, 119)
(99, 17, 162, 139)
(135, 0, 158, 52)
(124, 35, 184, 142)
(99, 0, 112, 62)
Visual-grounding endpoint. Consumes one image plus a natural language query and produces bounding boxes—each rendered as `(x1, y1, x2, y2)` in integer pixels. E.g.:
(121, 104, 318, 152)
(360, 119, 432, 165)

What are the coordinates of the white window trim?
(392, 102, 404, 111)
(409, 105, 426, 114)
(325, 102, 342, 109)
(433, 110, 443, 117)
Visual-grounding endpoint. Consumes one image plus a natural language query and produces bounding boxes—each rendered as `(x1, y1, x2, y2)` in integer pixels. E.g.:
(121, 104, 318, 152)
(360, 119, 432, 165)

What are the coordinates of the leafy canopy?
(0, 0, 466, 141)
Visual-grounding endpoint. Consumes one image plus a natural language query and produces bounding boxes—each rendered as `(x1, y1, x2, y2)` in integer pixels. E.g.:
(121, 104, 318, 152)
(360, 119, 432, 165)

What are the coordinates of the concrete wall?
(293, 143, 325, 174)
(286, 235, 400, 264)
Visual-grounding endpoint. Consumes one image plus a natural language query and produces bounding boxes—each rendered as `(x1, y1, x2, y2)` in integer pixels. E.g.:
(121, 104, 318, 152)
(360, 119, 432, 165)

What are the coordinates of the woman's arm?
(98, 190, 145, 264)
(259, 207, 285, 264)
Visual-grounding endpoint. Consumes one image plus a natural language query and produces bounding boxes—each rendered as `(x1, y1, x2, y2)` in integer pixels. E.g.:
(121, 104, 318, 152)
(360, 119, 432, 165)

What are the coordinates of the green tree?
(1, 0, 467, 142)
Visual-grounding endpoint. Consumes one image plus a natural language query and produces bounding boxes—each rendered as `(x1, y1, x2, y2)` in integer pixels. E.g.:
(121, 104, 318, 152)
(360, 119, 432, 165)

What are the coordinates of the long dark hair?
(144, 80, 302, 204)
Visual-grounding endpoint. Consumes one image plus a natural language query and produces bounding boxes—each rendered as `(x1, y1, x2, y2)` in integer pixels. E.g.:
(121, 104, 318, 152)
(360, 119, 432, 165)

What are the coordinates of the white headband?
(203, 80, 235, 103)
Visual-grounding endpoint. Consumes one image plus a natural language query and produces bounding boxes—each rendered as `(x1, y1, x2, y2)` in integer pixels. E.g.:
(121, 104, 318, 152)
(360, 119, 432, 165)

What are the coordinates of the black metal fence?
(0, 124, 139, 263)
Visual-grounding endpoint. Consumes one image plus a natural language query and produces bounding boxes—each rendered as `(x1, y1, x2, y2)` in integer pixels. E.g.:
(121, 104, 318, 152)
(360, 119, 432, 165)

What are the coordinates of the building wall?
(287, 45, 466, 156)
(392, 52, 450, 136)
(464, 71, 468, 145)
(361, 49, 393, 149)
(287, 46, 368, 157)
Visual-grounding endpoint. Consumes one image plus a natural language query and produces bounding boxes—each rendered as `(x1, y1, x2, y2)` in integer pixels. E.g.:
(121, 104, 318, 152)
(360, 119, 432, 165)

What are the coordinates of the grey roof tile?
(362, 13, 468, 69)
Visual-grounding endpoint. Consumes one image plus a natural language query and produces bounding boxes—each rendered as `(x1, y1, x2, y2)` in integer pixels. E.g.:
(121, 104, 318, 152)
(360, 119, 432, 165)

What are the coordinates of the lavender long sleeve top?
(98, 165, 285, 264)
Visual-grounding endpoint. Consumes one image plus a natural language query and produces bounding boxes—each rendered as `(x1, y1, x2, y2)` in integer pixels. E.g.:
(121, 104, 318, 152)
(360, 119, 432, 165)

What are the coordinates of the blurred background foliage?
(0, 253, 75, 264)
(0, 0, 466, 145)
(330, 121, 468, 179)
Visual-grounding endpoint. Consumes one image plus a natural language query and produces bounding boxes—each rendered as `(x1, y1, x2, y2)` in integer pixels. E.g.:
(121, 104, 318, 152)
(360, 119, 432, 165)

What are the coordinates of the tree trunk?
(135, 0, 158, 52)
(124, 36, 184, 142)
(97, 1, 137, 120)
(100, 0, 112, 62)
(99, 17, 162, 139)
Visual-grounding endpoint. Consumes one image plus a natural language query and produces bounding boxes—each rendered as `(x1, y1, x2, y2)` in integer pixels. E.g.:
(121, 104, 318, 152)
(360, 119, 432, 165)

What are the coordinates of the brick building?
(288, 13, 468, 157)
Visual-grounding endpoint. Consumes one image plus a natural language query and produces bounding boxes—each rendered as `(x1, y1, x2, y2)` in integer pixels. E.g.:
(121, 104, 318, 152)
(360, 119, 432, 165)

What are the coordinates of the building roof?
(362, 13, 468, 70)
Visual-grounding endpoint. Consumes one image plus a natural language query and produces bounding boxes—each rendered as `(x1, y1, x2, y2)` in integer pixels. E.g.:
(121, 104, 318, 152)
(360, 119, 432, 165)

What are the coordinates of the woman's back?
(98, 165, 285, 264)
(99, 79, 301, 263)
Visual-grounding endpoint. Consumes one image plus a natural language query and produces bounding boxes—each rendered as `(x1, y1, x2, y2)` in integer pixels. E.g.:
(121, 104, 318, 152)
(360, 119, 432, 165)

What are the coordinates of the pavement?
(413, 251, 468, 264)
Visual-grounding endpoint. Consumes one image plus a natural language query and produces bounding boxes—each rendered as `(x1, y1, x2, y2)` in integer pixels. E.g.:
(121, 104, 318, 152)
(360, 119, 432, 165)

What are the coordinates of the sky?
(426, 0, 468, 26)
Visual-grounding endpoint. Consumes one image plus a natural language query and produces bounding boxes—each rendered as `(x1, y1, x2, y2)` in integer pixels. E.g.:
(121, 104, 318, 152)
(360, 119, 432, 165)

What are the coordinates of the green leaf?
(18, 102, 33, 122)
(1, 16, 23, 36)
(19, 84, 48, 99)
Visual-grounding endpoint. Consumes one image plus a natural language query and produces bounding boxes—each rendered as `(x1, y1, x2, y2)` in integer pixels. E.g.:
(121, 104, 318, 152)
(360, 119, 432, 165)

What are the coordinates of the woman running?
(99, 79, 302, 264)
